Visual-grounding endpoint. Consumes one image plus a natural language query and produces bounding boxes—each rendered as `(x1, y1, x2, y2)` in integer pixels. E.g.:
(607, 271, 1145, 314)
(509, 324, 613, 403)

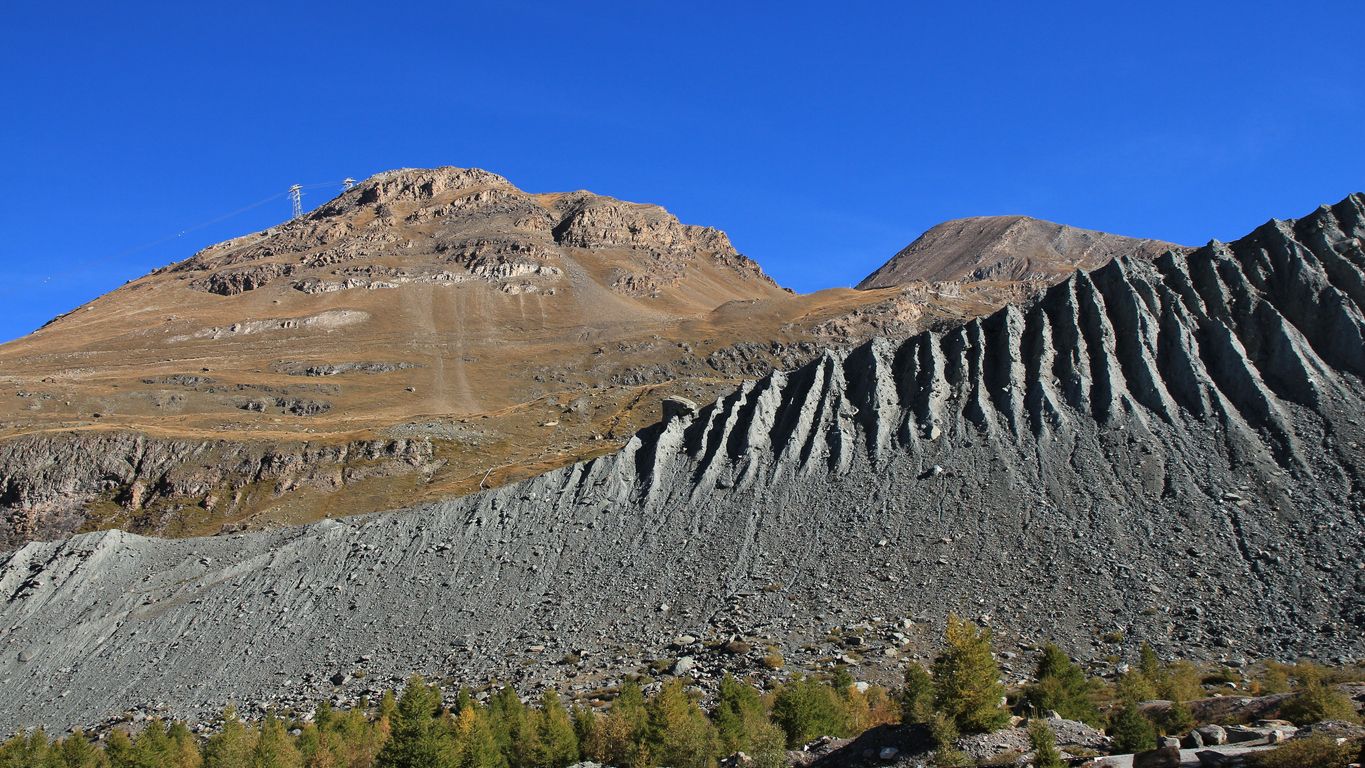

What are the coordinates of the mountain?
(0, 168, 1167, 550)
(857, 215, 1182, 287)
(2, 193, 1361, 734)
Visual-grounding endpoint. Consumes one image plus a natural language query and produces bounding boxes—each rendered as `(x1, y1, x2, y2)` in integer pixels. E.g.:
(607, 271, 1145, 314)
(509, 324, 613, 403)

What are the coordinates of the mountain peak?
(857, 214, 1184, 289)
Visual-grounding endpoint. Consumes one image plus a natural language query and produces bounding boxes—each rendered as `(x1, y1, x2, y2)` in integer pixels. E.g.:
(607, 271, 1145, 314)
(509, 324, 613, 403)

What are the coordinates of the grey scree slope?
(4, 195, 1365, 734)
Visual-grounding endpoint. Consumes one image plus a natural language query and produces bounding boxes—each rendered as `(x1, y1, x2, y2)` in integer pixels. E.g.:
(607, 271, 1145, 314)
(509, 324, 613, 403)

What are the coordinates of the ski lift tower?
(288, 184, 303, 219)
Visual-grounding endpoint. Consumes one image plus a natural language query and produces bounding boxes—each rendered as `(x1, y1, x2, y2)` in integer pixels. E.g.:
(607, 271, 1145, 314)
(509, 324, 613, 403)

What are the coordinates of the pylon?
(288, 184, 303, 219)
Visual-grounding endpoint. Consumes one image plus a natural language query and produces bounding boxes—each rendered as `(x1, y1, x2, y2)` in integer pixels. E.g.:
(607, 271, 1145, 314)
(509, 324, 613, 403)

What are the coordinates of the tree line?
(2, 616, 1358, 768)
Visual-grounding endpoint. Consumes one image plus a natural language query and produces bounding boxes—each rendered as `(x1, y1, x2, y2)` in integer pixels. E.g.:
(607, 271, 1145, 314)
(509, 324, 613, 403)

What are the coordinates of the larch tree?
(931, 616, 1008, 734)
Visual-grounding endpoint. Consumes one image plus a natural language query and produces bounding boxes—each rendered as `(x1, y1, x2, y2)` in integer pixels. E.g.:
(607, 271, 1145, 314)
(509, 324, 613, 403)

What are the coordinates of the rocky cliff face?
(0, 168, 1145, 550)
(2, 194, 1361, 734)
(0, 432, 438, 550)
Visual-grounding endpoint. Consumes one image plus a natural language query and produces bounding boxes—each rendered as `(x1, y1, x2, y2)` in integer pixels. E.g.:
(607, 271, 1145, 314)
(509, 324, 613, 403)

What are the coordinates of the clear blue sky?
(2, 1, 1362, 343)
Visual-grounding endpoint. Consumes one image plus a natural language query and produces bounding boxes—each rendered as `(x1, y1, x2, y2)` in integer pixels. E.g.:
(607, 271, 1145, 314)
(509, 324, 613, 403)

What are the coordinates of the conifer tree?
(1138, 643, 1162, 684)
(900, 664, 935, 725)
(596, 681, 648, 767)
(454, 688, 475, 717)
(488, 686, 539, 768)
(55, 731, 107, 768)
(926, 712, 970, 768)
(534, 690, 578, 768)
(376, 676, 457, 768)
(712, 674, 768, 754)
(454, 707, 505, 768)
(1022, 643, 1100, 725)
(1115, 668, 1158, 704)
(1279, 668, 1361, 725)
(0, 729, 57, 768)
(771, 676, 850, 747)
(645, 679, 719, 768)
(569, 704, 599, 760)
(204, 708, 257, 768)
(1154, 699, 1194, 736)
(130, 720, 174, 768)
(931, 616, 1008, 734)
(251, 715, 302, 768)
(167, 722, 203, 768)
(104, 732, 137, 768)
(1027, 720, 1064, 768)
(1109, 702, 1156, 754)
(292, 724, 323, 768)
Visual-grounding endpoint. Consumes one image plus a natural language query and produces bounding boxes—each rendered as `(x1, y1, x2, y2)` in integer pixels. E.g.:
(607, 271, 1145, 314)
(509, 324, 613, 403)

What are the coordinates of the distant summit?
(857, 214, 1184, 288)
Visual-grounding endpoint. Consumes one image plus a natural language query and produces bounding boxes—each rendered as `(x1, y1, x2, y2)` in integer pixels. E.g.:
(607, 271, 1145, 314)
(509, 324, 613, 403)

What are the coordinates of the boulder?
(1133, 746, 1181, 768)
(1195, 724, 1228, 746)
(671, 656, 696, 675)
(662, 396, 698, 421)
(1195, 751, 1246, 767)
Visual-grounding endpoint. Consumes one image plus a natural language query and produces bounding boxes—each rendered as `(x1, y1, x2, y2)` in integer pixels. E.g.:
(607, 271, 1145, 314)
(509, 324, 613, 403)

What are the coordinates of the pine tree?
(454, 707, 505, 768)
(131, 720, 174, 768)
(104, 732, 136, 768)
(712, 674, 768, 754)
(454, 688, 475, 717)
(1115, 668, 1158, 704)
(745, 720, 788, 768)
(596, 681, 648, 767)
(376, 676, 457, 768)
(0, 729, 57, 768)
(534, 690, 578, 768)
(203, 708, 257, 768)
(1138, 643, 1161, 684)
(55, 731, 107, 768)
(1109, 702, 1156, 754)
(1154, 699, 1194, 736)
(931, 616, 1008, 734)
(251, 715, 302, 768)
(488, 686, 539, 768)
(1279, 668, 1360, 725)
(1027, 720, 1064, 768)
(569, 704, 599, 760)
(645, 679, 719, 768)
(771, 676, 850, 747)
(926, 712, 970, 768)
(167, 722, 203, 768)
(900, 663, 935, 725)
(1022, 644, 1100, 725)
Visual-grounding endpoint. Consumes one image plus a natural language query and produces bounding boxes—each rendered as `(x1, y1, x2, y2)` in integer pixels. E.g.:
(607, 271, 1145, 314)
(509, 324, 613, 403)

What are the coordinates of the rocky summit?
(2, 192, 1362, 734)
(0, 167, 1172, 551)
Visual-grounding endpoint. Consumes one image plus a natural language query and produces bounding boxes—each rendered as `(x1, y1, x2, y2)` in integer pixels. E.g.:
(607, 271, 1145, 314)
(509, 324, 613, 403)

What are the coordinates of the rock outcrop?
(2, 194, 1362, 734)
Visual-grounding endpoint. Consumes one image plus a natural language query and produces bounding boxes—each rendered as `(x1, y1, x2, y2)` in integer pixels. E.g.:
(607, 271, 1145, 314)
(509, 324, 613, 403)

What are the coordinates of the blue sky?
(1, 1, 1362, 343)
